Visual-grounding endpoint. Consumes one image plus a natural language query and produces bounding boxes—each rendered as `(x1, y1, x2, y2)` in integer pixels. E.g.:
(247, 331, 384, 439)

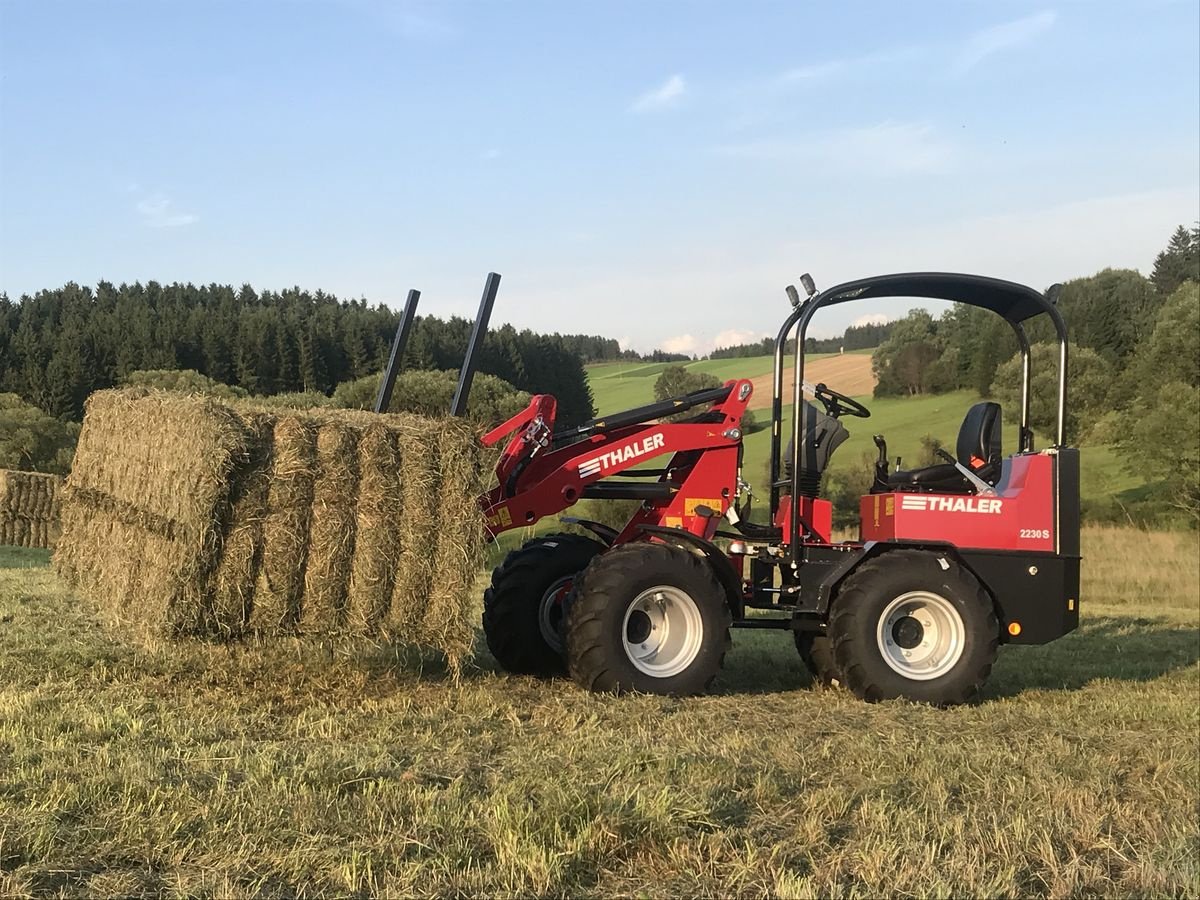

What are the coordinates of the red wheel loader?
(388, 271, 1080, 705)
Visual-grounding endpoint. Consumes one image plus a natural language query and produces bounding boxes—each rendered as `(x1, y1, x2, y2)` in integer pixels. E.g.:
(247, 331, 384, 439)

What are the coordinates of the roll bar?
(768, 272, 1068, 556)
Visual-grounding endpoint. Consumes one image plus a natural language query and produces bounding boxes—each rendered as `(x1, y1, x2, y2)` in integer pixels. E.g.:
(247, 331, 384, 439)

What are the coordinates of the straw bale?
(302, 422, 361, 632)
(209, 415, 273, 636)
(410, 421, 490, 669)
(0, 470, 63, 548)
(54, 389, 249, 632)
(381, 420, 438, 637)
(57, 388, 491, 666)
(346, 424, 405, 630)
(250, 416, 317, 633)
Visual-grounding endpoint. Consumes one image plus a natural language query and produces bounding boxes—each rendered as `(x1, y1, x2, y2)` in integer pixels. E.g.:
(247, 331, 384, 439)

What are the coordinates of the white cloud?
(953, 10, 1058, 75)
(717, 121, 954, 176)
(630, 74, 686, 113)
(136, 193, 197, 228)
(660, 333, 700, 355)
(713, 328, 770, 350)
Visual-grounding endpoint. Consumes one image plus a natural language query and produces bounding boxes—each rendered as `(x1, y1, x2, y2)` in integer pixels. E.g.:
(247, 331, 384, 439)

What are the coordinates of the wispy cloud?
(717, 121, 954, 176)
(953, 10, 1057, 74)
(136, 193, 197, 228)
(630, 74, 686, 113)
(777, 47, 923, 85)
(343, 0, 456, 41)
(480, 148, 501, 161)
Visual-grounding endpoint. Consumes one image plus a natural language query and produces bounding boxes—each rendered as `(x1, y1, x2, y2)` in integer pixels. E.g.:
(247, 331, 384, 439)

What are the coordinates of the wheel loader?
(387, 271, 1080, 705)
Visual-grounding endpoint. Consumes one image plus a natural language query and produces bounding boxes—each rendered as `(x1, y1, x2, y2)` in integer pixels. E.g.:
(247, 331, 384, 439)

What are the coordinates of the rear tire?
(566, 543, 732, 696)
(829, 549, 999, 705)
(795, 631, 840, 686)
(483, 533, 604, 677)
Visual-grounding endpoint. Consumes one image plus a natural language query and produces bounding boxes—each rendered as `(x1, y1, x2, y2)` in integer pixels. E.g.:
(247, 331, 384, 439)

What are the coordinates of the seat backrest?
(956, 402, 1001, 469)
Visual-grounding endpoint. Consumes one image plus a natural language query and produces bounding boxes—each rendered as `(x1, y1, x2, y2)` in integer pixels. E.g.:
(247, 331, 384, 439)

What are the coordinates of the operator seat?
(881, 402, 1002, 494)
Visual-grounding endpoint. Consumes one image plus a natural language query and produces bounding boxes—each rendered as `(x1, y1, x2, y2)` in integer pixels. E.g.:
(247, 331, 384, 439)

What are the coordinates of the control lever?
(935, 448, 997, 496)
(872, 434, 890, 487)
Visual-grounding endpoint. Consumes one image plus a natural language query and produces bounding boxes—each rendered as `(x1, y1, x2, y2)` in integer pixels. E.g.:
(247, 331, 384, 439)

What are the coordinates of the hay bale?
(56, 388, 491, 667)
(302, 422, 361, 632)
(346, 424, 405, 631)
(54, 389, 249, 632)
(250, 416, 317, 633)
(0, 470, 63, 549)
(409, 420, 490, 669)
(209, 416, 273, 636)
(385, 421, 440, 636)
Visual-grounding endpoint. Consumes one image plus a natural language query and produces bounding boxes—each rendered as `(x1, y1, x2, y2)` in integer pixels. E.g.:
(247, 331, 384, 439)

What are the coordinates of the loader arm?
(481, 380, 753, 539)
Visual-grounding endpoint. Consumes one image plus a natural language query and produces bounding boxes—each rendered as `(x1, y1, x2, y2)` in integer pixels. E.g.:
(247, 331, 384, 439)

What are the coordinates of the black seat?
(883, 402, 1002, 494)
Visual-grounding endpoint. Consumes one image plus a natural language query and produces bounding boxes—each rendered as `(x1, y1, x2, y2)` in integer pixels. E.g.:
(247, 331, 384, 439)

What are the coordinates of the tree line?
(0, 282, 605, 427)
(710, 320, 897, 360)
(871, 225, 1198, 400)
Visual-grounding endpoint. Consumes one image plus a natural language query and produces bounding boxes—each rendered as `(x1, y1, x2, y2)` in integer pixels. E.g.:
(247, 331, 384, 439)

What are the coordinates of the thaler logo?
(900, 495, 1003, 514)
(578, 433, 665, 478)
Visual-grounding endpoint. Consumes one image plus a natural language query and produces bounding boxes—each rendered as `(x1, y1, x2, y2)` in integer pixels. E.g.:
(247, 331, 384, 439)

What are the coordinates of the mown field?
(0, 527, 1196, 897)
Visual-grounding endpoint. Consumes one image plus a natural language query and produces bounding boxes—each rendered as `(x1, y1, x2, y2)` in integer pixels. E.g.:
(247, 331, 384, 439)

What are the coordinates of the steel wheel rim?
(876, 590, 965, 681)
(621, 585, 704, 678)
(538, 576, 574, 653)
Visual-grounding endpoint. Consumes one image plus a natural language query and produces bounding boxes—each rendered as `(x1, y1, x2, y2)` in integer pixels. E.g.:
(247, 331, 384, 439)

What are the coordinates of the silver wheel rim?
(621, 585, 704, 678)
(876, 591, 965, 681)
(538, 576, 574, 653)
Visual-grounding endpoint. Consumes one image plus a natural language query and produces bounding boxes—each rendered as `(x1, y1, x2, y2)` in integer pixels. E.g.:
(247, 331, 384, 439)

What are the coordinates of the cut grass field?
(586, 351, 872, 417)
(0, 527, 1197, 897)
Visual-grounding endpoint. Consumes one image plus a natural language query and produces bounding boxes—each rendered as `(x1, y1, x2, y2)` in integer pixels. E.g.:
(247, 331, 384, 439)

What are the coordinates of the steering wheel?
(813, 382, 871, 419)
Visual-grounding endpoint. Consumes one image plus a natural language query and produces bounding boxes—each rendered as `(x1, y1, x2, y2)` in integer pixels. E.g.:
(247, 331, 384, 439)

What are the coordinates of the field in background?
(0, 526, 1195, 896)
(586, 356, 1150, 517)
(585, 351, 873, 416)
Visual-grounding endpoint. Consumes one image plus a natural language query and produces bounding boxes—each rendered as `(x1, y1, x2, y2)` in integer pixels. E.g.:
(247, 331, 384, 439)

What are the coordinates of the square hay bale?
(302, 422, 361, 632)
(54, 389, 250, 632)
(0, 469, 64, 549)
(56, 388, 491, 670)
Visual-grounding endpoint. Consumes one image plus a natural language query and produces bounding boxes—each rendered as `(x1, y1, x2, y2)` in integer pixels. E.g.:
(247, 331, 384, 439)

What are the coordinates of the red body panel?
(774, 496, 833, 544)
(859, 453, 1056, 552)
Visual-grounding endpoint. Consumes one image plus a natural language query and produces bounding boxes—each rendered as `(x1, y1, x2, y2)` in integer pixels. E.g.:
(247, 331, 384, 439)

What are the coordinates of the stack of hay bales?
(0, 469, 62, 549)
(54, 388, 491, 670)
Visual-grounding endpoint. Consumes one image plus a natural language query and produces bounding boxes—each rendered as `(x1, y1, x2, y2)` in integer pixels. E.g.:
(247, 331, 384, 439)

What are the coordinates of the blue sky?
(1, 1, 1197, 353)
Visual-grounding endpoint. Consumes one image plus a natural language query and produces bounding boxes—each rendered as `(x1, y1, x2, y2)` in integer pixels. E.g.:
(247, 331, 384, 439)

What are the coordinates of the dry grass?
(0, 526, 1195, 897)
(54, 389, 490, 669)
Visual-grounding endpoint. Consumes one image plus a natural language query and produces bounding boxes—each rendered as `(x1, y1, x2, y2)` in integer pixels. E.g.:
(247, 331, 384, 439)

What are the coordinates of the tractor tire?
(565, 542, 732, 696)
(483, 533, 604, 677)
(828, 549, 999, 705)
(795, 631, 840, 686)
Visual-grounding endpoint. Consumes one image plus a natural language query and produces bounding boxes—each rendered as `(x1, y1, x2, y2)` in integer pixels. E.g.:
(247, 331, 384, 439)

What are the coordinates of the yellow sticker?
(873, 495, 880, 527)
(885, 495, 895, 517)
(684, 497, 724, 518)
(664, 516, 684, 528)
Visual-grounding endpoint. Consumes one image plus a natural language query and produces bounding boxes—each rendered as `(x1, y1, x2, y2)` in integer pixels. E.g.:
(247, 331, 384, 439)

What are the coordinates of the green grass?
(0, 529, 1197, 897)
(587, 354, 850, 416)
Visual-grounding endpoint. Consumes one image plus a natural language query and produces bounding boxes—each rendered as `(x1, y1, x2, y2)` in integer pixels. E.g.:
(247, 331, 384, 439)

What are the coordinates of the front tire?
(829, 550, 998, 705)
(566, 543, 732, 696)
(483, 533, 604, 677)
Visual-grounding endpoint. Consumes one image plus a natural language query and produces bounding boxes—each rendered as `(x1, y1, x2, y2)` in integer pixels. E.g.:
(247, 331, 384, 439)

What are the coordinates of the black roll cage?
(767, 272, 1068, 558)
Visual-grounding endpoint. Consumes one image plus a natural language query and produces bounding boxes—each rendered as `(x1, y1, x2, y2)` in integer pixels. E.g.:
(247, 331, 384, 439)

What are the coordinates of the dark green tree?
(1150, 224, 1200, 296)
